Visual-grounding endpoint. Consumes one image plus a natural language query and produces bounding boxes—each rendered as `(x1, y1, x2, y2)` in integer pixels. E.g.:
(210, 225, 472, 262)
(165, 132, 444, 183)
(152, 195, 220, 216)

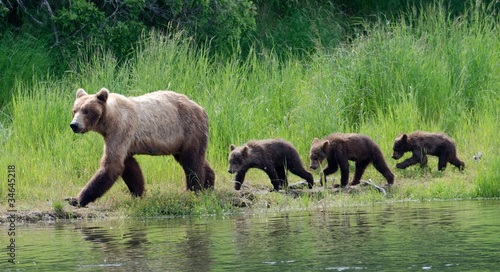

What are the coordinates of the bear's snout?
(70, 122, 82, 133)
(310, 164, 318, 170)
(391, 153, 402, 160)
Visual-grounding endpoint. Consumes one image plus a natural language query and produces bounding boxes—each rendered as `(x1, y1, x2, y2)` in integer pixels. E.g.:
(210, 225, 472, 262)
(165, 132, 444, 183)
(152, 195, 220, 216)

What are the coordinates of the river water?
(1, 199, 499, 271)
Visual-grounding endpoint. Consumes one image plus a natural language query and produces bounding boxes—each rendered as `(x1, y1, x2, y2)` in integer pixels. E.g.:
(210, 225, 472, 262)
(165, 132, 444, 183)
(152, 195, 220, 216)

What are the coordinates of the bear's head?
(309, 138, 329, 170)
(391, 133, 409, 160)
(227, 144, 251, 174)
(70, 88, 108, 134)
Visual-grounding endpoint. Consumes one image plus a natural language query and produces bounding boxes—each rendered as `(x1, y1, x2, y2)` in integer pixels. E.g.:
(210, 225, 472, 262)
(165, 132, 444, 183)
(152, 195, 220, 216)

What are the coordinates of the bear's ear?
(96, 88, 109, 103)
(312, 137, 320, 144)
(241, 146, 249, 157)
(401, 134, 408, 142)
(76, 89, 88, 98)
(230, 144, 236, 151)
(321, 140, 329, 151)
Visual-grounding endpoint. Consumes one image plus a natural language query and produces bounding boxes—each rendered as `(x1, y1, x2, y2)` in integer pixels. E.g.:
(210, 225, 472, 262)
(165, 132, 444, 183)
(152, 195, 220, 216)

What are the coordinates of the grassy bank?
(1, 2, 499, 219)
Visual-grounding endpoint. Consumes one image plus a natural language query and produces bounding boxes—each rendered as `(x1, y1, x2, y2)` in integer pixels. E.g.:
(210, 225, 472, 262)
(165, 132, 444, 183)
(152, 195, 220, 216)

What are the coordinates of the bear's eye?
(83, 109, 89, 115)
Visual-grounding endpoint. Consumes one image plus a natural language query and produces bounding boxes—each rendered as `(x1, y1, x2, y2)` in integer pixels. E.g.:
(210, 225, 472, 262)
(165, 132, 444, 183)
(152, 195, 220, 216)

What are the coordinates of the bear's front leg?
(122, 156, 145, 196)
(203, 160, 216, 189)
(338, 160, 350, 187)
(396, 151, 423, 169)
(351, 160, 370, 186)
(234, 170, 247, 190)
(263, 167, 282, 191)
(70, 167, 121, 207)
(437, 154, 449, 171)
(320, 163, 338, 186)
(275, 166, 288, 189)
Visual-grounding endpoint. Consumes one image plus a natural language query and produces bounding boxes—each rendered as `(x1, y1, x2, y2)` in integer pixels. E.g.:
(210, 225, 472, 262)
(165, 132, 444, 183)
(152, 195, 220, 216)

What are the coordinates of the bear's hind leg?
(286, 156, 314, 188)
(122, 156, 145, 197)
(289, 166, 314, 189)
(372, 158, 395, 185)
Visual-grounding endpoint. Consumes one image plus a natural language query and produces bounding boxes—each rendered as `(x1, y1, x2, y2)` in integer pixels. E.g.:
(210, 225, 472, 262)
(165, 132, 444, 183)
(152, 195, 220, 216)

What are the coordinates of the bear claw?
(65, 197, 80, 207)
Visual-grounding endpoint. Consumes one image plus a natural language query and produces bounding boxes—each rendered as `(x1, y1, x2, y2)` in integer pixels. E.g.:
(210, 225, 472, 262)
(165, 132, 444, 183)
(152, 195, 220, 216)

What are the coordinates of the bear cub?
(309, 133, 394, 187)
(391, 131, 465, 171)
(228, 139, 314, 191)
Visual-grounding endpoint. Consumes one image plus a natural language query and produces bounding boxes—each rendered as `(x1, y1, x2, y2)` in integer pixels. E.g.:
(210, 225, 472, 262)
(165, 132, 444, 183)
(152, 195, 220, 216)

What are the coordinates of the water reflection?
(2, 200, 499, 271)
(76, 225, 148, 270)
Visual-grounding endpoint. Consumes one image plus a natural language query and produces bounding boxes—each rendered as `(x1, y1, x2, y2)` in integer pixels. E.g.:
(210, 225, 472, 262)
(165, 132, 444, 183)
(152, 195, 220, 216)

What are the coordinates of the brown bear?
(67, 88, 215, 207)
(391, 131, 465, 171)
(227, 139, 314, 191)
(309, 133, 394, 187)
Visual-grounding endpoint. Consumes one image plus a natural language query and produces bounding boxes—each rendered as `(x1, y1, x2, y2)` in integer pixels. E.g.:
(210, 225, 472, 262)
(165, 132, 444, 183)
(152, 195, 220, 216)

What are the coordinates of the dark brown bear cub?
(228, 139, 314, 191)
(68, 88, 215, 207)
(391, 131, 465, 171)
(309, 133, 394, 187)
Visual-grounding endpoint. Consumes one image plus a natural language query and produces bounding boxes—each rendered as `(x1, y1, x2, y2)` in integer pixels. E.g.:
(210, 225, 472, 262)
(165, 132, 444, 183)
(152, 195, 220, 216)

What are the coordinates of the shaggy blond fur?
(69, 88, 214, 207)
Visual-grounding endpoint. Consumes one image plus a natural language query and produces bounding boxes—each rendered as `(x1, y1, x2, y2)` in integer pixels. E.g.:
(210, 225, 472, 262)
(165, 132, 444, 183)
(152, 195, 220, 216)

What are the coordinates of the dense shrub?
(0, 0, 256, 60)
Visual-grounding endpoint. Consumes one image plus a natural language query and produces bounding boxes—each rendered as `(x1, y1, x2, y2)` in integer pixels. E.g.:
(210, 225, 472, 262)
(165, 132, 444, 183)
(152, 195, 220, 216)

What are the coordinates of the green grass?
(1, 1, 499, 218)
(0, 31, 62, 107)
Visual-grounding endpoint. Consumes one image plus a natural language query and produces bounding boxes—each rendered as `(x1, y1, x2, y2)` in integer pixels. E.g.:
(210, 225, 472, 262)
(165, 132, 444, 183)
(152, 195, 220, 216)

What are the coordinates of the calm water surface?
(2, 199, 499, 271)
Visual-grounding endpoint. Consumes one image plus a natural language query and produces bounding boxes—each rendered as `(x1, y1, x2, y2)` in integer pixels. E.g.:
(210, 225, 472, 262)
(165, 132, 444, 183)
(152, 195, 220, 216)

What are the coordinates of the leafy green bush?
(2, 0, 257, 61)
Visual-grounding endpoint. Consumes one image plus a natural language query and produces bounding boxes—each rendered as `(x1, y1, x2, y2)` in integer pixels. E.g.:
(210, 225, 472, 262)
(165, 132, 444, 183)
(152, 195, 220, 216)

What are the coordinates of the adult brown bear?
(67, 88, 215, 207)
(391, 131, 465, 171)
(309, 133, 394, 187)
(228, 139, 314, 191)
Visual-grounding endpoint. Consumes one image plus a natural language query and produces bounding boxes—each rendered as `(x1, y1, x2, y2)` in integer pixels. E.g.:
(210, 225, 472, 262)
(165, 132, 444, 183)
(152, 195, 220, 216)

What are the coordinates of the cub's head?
(309, 138, 329, 170)
(70, 88, 108, 134)
(227, 144, 250, 174)
(391, 133, 410, 160)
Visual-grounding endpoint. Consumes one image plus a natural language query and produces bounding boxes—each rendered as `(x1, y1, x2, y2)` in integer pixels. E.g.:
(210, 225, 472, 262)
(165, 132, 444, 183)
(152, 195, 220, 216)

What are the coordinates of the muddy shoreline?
(0, 180, 388, 223)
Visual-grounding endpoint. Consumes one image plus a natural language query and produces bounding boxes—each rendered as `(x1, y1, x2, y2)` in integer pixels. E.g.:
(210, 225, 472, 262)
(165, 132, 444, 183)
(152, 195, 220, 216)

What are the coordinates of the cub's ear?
(241, 146, 249, 156)
(312, 137, 319, 144)
(321, 140, 330, 151)
(76, 88, 88, 98)
(230, 144, 236, 151)
(401, 134, 408, 142)
(96, 88, 109, 103)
